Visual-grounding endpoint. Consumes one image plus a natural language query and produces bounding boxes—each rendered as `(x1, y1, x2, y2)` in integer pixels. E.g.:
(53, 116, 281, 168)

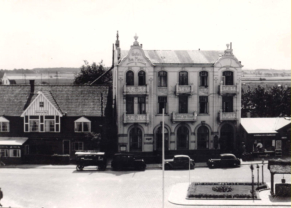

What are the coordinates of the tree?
(242, 85, 291, 117)
(74, 61, 112, 85)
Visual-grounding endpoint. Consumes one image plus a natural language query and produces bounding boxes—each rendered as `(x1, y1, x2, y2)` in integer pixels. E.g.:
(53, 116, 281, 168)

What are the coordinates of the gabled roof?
(0, 85, 109, 117)
(121, 50, 223, 64)
(241, 118, 291, 134)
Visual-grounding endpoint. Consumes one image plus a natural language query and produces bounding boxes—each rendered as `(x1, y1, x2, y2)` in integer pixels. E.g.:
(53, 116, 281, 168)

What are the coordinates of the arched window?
(126, 71, 134, 86)
(156, 127, 169, 151)
(179, 71, 188, 85)
(199, 71, 208, 87)
(197, 126, 209, 149)
(158, 71, 167, 87)
(177, 126, 189, 150)
(138, 71, 146, 86)
(129, 127, 143, 152)
(223, 71, 233, 85)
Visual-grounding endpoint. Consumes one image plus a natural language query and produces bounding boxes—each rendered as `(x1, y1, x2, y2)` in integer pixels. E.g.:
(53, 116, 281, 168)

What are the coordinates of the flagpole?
(162, 108, 165, 208)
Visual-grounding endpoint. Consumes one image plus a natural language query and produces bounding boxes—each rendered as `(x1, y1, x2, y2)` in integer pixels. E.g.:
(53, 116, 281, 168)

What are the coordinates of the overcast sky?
(0, 0, 290, 70)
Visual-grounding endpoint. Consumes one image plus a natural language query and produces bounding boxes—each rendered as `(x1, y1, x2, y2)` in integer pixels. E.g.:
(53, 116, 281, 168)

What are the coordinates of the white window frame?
(74, 117, 91, 133)
(0, 149, 9, 157)
(24, 115, 60, 133)
(0, 117, 9, 132)
(10, 149, 21, 157)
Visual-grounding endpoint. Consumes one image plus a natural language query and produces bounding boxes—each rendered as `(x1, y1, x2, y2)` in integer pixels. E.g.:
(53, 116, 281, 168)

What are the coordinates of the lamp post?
(262, 158, 264, 184)
(250, 164, 254, 199)
(256, 164, 259, 188)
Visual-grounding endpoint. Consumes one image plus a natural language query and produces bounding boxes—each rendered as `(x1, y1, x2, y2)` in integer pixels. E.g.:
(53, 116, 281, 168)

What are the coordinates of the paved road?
(0, 164, 290, 208)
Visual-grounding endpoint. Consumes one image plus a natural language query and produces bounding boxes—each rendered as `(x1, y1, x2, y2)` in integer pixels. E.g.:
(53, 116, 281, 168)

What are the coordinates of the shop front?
(0, 137, 28, 164)
(240, 118, 291, 160)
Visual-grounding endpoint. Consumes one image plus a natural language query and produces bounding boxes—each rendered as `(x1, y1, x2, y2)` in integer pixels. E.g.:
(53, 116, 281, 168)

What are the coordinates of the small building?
(240, 118, 291, 158)
(0, 81, 113, 164)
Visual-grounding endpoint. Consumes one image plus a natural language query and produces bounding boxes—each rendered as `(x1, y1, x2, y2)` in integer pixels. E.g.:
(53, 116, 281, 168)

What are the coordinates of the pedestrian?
(0, 187, 3, 207)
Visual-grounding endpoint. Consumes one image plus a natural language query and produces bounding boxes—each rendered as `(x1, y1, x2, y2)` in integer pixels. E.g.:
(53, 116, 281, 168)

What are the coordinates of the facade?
(113, 34, 243, 159)
(0, 82, 111, 164)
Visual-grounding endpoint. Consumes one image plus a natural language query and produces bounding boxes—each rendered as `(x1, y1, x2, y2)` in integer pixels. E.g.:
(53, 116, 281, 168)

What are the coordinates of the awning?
(0, 137, 28, 146)
(241, 118, 291, 134)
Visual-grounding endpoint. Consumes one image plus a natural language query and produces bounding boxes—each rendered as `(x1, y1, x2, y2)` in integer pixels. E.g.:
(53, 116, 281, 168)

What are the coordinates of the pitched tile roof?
(121, 50, 223, 64)
(0, 85, 109, 117)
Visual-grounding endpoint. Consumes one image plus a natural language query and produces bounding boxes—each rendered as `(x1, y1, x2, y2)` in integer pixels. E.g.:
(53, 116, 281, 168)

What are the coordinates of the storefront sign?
(254, 134, 276, 137)
(34, 110, 49, 115)
(0, 145, 21, 149)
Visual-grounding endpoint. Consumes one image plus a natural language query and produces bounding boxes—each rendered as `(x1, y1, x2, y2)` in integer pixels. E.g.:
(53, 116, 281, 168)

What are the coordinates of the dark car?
(207, 153, 240, 168)
(75, 151, 107, 171)
(164, 155, 195, 170)
(111, 153, 146, 171)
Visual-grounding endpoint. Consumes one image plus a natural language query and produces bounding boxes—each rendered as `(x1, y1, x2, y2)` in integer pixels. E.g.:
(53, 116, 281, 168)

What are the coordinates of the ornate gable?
(21, 91, 63, 117)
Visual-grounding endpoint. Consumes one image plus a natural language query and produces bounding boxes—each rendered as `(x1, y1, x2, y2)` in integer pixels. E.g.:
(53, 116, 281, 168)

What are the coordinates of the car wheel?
(210, 163, 215, 168)
(99, 165, 106, 171)
(76, 165, 84, 171)
(139, 165, 146, 171)
(165, 164, 171, 170)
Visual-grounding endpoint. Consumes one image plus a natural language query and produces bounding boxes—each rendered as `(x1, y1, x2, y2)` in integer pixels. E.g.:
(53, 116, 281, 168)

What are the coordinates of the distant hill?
(0, 67, 80, 75)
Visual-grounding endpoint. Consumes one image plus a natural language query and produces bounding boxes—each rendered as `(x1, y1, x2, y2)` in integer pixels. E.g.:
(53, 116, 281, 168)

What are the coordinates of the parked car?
(164, 155, 195, 170)
(207, 153, 240, 168)
(75, 151, 107, 171)
(111, 153, 146, 171)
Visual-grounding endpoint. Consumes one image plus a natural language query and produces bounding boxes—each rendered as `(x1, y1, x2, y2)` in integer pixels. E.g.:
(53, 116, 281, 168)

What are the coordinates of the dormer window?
(39, 102, 44, 107)
(74, 117, 91, 132)
(0, 117, 9, 132)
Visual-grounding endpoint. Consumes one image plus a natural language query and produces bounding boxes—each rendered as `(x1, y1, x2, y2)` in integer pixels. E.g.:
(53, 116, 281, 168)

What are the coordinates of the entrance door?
(156, 127, 169, 151)
(129, 127, 143, 152)
(220, 124, 234, 152)
(63, 140, 70, 154)
(177, 126, 189, 150)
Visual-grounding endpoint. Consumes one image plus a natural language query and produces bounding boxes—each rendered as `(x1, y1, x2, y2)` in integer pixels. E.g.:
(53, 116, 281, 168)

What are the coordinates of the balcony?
(219, 85, 237, 95)
(123, 85, 149, 95)
(171, 112, 197, 123)
(219, 110, 237, 121)
(123, 113, 149, 124)
(175, 84, 193, 96)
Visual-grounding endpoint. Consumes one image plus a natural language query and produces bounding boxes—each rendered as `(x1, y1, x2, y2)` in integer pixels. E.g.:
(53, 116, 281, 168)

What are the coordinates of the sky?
(0, 0, 290, 70)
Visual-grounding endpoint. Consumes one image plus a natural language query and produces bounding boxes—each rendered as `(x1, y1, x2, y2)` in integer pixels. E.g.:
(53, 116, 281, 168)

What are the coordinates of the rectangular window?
(222, 96, 233, 112)
(158, 96, 167, 114)
(24, 145, 29, 155)
(0, 122, 9, 132)
(199, 96, 208, 114)
(138, 97, 146, 114)
(200, 71, 208, 87)
(179, 72, 188, 85)
(29, 120, 39, 132)
(158, 71, 167, 87)
(126, 97, 134, 114)
(39, 102, 44, 107)
(74, 142, 83, 151)
(74, 122, 90, 132)
(0, 149, 9, 157)
(45, 120, 55, 132)
(10, 149, 21, 157)
(179, 96, 188, 113)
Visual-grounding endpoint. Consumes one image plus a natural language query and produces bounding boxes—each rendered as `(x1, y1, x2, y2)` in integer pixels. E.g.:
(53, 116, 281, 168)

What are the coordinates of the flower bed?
(187, 182, 263, 200)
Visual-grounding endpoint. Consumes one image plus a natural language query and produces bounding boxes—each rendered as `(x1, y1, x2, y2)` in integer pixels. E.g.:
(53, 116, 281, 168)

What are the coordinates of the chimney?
(29, 80, 35, 94)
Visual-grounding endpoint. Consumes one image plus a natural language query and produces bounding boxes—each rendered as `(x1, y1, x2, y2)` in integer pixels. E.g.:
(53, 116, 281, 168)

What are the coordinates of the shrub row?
(188, 194, 257, 199)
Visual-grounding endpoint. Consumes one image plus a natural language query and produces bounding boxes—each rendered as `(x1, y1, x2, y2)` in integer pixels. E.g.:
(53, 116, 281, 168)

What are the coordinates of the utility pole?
(162, 108, 165, 208)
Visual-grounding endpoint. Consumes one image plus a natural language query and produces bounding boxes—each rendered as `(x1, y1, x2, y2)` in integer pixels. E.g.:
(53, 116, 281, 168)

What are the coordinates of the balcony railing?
(171, 112, 197, 123)
(175, 84, 193, 96)
(219, 85, 237, 95)
(123, 85, 149, 95)
(219, 110, 237, 121)
(123, 113, 149, 124)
